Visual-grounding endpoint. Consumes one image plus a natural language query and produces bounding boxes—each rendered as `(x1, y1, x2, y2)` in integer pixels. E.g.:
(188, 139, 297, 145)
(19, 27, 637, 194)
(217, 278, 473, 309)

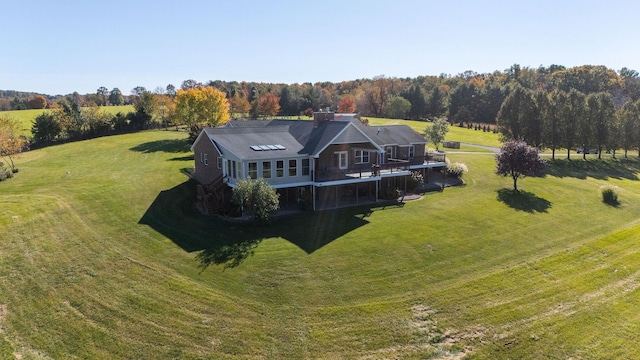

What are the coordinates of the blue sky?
(2, 0, 639, 95)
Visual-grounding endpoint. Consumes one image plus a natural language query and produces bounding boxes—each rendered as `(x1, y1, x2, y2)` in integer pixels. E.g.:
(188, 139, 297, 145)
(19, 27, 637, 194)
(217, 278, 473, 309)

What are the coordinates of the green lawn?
(366, 117, 502, 148)
(1, 129, 640, 358)
(0, 106, 133, 136)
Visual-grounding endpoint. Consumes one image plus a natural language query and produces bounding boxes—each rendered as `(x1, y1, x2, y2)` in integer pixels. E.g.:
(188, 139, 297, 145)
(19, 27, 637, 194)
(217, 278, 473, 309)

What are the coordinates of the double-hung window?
(335, 151, 348, 170)
(288, 159, 297, 177)
(262, 161, 271, 178)
(354, 150, 369, 164)
(301, 159, 310, 176)
(248, 162, 257, 179)
(276, 160, 284, 177)
(408, 145, 415, 159)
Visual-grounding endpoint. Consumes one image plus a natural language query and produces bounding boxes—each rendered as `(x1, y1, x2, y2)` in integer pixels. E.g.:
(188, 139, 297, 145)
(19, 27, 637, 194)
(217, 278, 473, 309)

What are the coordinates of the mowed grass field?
(1, 126, 640, 358)
(1, 106, 133, 136)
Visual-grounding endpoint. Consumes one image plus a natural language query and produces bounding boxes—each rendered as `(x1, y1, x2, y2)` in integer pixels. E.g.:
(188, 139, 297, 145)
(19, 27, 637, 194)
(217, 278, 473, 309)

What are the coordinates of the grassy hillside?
(1, 130, 640, 358)
(0, 106, 133, 136)
(367, 117, 502, 148)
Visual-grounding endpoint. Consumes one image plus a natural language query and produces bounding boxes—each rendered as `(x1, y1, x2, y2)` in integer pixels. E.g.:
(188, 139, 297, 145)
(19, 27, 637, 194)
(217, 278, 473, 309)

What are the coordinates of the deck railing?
(315, 154, 446, 182)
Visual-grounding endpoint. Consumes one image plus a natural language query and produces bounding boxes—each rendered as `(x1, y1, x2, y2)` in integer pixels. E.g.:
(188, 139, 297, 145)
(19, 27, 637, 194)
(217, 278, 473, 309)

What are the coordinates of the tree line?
(4, 64, 640, 152)
(496, 86, 640, 159)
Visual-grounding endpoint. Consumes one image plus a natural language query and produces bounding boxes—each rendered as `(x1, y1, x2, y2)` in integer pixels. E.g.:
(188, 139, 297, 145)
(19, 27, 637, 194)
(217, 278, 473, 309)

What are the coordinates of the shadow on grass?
(603, 199, 621, 208)
(496, 188, 552, 213)
(546, 158, 640, 181)
(139, 180, 392, 269)
(169, 155, 194, 161)
(130, 139, 191, 153)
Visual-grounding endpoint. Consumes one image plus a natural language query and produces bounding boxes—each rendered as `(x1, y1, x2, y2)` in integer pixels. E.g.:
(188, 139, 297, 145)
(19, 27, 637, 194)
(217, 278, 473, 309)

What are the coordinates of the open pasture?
(0, 127, 640, 358)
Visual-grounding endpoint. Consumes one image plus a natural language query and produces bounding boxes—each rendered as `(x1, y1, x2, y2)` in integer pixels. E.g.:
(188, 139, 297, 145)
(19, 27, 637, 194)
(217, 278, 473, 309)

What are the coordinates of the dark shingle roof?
(204, 126, 304, 159)
(360, 124, 427, 146)
(203, 118, 425, 160)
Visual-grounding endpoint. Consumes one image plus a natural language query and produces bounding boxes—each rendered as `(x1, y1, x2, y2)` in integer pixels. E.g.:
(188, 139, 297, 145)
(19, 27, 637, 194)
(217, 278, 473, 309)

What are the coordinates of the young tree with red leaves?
(495, 140, 546, 193)
(337, 97, 355, 113)
(257, 93, 281, 116)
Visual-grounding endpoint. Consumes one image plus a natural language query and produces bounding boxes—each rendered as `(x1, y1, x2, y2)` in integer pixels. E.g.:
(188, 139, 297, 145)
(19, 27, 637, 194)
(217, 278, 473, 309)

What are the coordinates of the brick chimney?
(313, 110, 334, 127)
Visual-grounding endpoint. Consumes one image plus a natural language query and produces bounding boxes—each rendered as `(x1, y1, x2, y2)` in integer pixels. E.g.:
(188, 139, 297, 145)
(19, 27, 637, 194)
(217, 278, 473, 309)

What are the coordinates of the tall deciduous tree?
(495, 140, 546, 193)
(558, 89, 586, 159)
(544, 90, 564, 160)
(172, 86, 230, 143)
(229, 92, 251, 115)
(617, 100, 640, 157)
(426, 86, 447, 118)
(496, 86, 536, 143)
(166, 84, 177, 98)
(97, 86, 109, 106)
(385, 95, 411, 119)
(109, 88, 124, 106)
(586, 92, 615, 159)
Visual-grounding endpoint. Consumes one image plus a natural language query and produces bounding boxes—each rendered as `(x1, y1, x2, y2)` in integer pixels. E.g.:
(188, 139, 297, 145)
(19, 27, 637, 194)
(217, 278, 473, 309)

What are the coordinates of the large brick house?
(190, 112, 446, 212)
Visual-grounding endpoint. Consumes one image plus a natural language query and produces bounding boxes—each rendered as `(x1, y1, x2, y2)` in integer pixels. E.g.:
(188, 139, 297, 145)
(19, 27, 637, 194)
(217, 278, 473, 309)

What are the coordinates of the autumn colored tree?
(256, 93, 281, 117)
(229, 92, 251, 115)
(337, 97, 355, 113)
(172, 86, 230, 143)
(155, 95, 175, 127)
(28, 95, 47, 109)
(303, 107, 314, 117)
(0, 116, 28, 172)
(495, 140, 546, 193)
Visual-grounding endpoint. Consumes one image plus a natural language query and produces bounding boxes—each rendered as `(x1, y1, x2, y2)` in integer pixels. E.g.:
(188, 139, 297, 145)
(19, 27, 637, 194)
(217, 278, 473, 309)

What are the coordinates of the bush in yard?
(0, 164, 12, 181)
(232, 178, 280, 225)
(446, 162, 468, 178)
(379, 186, 400, 200)
(406, 171, 424, 191)
(599, 185, 620, 205)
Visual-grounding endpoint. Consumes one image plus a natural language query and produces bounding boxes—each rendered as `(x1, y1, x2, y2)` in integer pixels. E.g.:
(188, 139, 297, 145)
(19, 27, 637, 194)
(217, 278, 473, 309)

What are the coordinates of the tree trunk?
(513, 176, 518, 193)
(567, 148, 571, 160)
(551, 147, 555, 160)
(598, 146, 602, 159)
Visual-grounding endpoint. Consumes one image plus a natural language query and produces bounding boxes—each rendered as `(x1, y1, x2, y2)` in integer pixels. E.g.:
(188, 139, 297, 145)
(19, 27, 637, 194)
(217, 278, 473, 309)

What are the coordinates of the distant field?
(0, 105, 133, 136)
(1, 129, 639, 358)
(367, 117, 502, 148)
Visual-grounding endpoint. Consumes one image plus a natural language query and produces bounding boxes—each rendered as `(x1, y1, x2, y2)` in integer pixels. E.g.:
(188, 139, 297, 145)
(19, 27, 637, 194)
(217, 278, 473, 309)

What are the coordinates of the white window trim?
(247, 162, 258, 179)
(408, 145, 415, 159)
(336, 151, 348, 170)
(216, 157, 222, 169)
(354, 149, 370, 164)
(203, 153, 208, 166)
(276, 160, 285, 178)
(386, 146, 395, 160)
(262, 161, 272, 179)
(301, 158, 310, 176)
(288, 159, 298, 177)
